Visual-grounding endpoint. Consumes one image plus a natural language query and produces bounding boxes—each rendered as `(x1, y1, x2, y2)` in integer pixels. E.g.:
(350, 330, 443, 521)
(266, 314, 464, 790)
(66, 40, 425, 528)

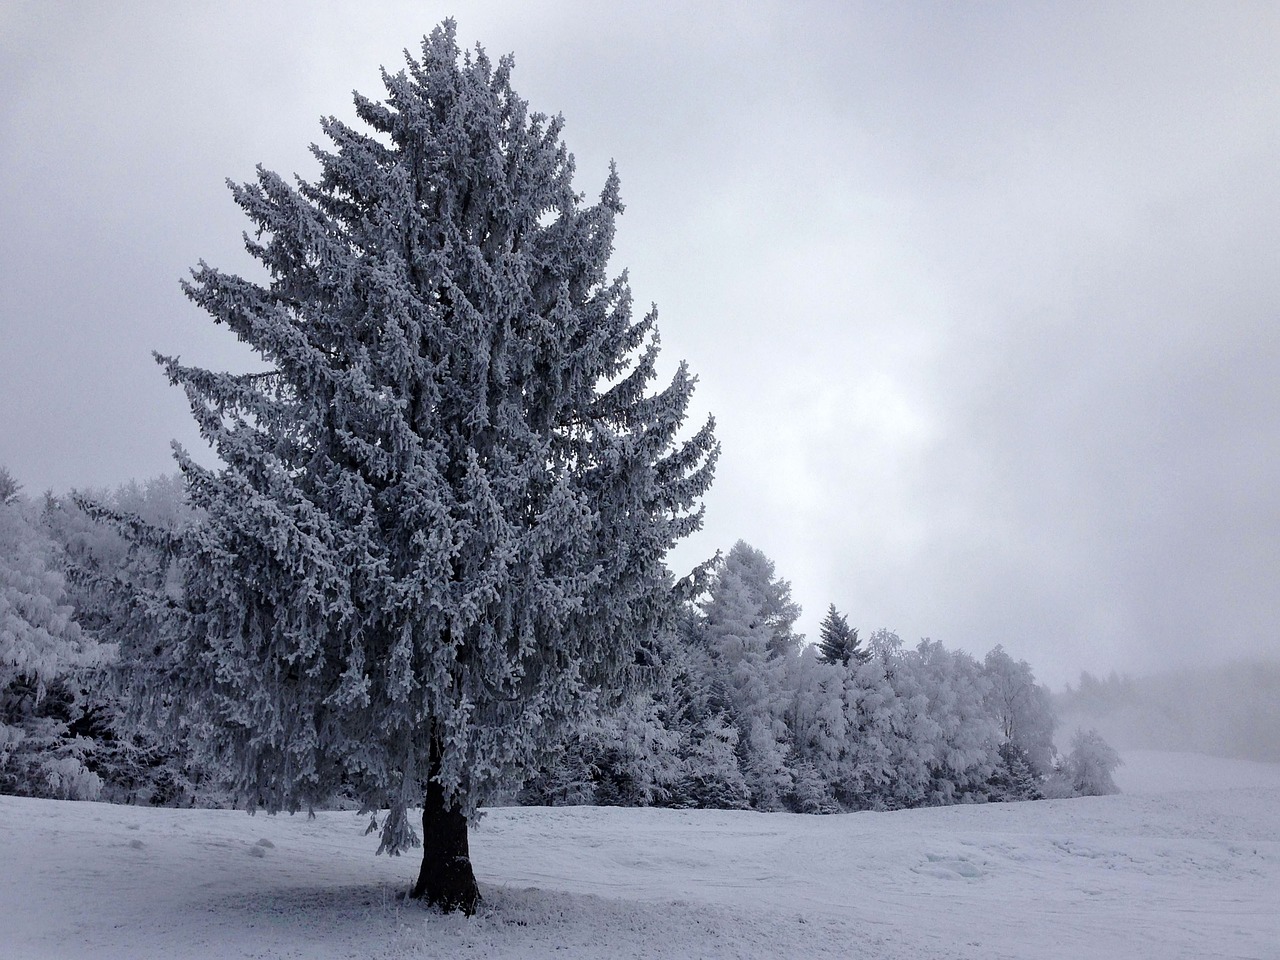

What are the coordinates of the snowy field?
(2, 751, 1278, 960)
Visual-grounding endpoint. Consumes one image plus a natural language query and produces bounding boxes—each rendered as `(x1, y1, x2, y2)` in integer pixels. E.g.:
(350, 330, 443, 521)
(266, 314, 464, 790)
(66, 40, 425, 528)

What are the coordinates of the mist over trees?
(1057, 664, 1280, 764)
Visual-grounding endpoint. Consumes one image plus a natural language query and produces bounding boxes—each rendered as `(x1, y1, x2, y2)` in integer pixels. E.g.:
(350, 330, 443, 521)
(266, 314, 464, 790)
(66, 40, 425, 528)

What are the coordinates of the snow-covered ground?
(2, 751, 1278, 960)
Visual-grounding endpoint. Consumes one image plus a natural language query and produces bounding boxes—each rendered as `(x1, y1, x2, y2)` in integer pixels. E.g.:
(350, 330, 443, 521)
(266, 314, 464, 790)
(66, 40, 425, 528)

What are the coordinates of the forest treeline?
(1, 467, 1119, 812)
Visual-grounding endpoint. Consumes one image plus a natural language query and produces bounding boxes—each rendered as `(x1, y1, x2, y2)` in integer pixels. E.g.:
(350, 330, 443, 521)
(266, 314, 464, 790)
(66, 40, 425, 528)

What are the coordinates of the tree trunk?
(410, 742, 480, 915)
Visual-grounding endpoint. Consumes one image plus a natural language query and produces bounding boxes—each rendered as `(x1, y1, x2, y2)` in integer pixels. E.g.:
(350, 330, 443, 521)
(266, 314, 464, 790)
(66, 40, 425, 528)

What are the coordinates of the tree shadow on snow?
(205, 881, 415, 945)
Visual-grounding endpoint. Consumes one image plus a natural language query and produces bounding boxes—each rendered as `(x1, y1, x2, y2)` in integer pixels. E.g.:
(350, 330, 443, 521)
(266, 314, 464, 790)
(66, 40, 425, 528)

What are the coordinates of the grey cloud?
(2, 1, 1276, 686)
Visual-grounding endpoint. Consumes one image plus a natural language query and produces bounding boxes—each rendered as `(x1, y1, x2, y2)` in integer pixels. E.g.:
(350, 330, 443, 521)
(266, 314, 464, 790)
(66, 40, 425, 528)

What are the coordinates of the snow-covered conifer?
(907, 639, 1001, 803)
(673, 710, 752, 809)
(786, 646, 847, 807)
(136, 22, 716, 912)
(53, 479, 197, 805)
(1054, 728, 1122, 797)
(982, 645, 1056, 777)
(988, 740, 1044, 802)
(0, 484, 111, 800)
(699, 542, 799, 808)
(0, 468, 20, 506)
(839, 649, 904, 808)
(0, 493, 106, 704)
(584, 693, 681, 806)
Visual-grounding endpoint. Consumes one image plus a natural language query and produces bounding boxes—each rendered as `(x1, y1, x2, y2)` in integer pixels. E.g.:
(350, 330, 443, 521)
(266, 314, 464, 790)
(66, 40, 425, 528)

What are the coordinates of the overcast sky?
(2, 1, 1278, 686)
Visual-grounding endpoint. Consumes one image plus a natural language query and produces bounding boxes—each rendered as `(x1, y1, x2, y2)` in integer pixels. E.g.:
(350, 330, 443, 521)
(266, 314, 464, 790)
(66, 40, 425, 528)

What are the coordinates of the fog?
(1056, 659, 1280, 763)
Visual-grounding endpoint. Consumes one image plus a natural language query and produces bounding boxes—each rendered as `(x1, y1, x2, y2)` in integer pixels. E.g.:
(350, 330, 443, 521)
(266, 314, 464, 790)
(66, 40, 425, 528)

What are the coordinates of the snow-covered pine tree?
(658, 608, 752, 810)
(907, 639, 1001, 803)
(785, 647, 845, 812)
(1, 479, 112, 800)
(699, 542, 799, 809)
(0, 468, 20, 506)
(982, 644, 1056, 778)
(146, 23, 716, 913)
(1053, 728, 1122, 797)
(57, 479, 199, 805)
(840, 648, 903, 808)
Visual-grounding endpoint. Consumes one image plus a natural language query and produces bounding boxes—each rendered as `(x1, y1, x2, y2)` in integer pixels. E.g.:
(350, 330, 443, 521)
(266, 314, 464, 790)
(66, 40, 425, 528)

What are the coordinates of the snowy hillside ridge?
(2, 751, 1277, 960)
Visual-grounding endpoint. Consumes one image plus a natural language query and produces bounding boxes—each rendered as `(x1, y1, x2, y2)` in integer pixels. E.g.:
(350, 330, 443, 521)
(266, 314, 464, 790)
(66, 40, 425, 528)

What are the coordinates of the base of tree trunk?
(410, 775, 480, 915)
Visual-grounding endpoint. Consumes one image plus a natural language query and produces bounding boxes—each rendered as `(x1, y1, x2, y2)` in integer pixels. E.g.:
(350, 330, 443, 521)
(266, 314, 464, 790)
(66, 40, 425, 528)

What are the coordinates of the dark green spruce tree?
(816, 603, 865, 666)
(146, 23, 716, 913)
